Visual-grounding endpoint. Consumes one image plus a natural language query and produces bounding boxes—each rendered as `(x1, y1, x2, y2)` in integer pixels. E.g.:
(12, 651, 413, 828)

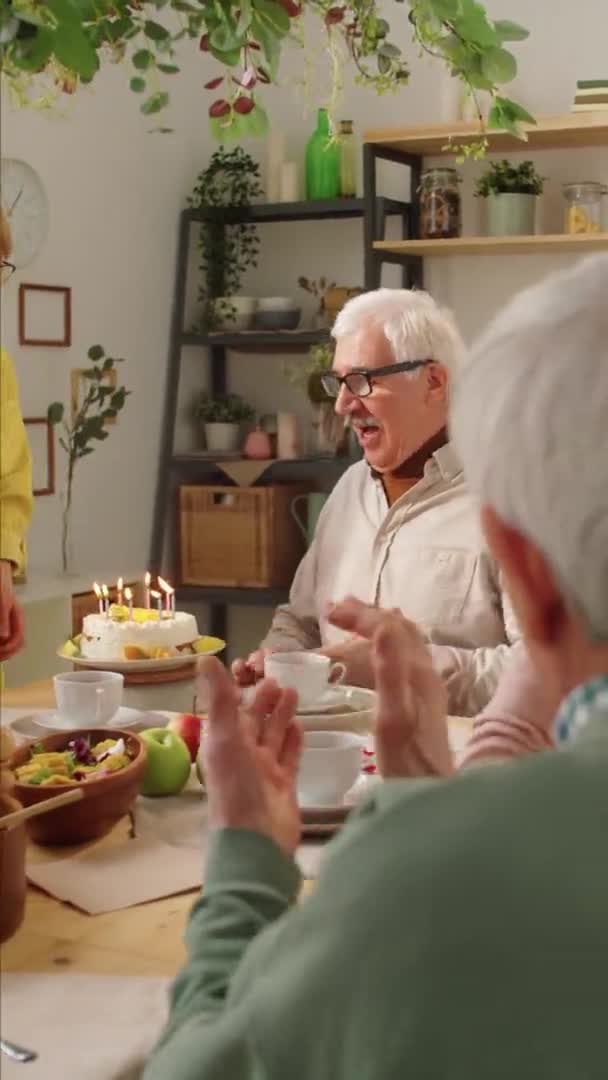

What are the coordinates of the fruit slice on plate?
(61, 634, 82, 658)
(193, 636, 226, 655)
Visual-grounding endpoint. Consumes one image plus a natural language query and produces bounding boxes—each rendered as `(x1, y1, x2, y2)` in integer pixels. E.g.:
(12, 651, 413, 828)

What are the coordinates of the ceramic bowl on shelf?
(257, 296, 295, 312)
(9, 728, 147, 845)
(253, 308, 301, 331)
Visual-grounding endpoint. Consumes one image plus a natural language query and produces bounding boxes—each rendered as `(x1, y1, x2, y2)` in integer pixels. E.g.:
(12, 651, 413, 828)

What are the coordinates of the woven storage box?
(178, 484, 306, 588)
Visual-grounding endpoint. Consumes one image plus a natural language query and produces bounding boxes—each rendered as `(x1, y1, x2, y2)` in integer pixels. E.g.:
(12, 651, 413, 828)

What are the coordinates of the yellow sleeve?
(1, 348, 33, 575)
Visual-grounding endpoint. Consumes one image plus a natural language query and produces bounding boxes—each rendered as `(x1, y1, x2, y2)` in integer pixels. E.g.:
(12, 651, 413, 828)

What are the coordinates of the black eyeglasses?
(321, 359, 433, 399)
(0, 260, 16, 285)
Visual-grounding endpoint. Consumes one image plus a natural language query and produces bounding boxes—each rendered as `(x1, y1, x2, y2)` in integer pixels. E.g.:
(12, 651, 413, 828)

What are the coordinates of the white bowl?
(257, 296, 295, 312)
(297, 730, 363, 807)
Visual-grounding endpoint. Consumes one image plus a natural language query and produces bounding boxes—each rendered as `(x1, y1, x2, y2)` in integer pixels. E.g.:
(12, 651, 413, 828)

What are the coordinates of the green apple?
(139, 728, 192, 797)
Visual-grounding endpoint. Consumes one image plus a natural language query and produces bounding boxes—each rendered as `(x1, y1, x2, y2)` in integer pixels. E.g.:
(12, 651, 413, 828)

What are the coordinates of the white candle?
(117, 576, 124, 606)
(93, 582, 103, 615)
(101, 584, 109, 616)
(150, 589, 162, 618)
(124, 586, 133, 621)
(266, 131, 285, 202)
(157, 576, 172, 617)
(279, 161, 298, 203)
(144, 571, 151, 609)
(167, 587, 175, 619)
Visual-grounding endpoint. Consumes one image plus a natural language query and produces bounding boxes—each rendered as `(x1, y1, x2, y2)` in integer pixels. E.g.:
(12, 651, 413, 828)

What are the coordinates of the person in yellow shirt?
(1, 207, 32, 661)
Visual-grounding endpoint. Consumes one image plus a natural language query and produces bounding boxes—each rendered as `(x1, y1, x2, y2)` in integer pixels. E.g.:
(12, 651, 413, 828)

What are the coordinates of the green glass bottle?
(305, 109, 340, 200)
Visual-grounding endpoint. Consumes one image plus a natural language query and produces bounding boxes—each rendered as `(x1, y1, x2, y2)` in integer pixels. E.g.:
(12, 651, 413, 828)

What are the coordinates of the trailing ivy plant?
(0, 0, 534, 147)
(47, 346, 130, 573)
(187, 146, 263, 331)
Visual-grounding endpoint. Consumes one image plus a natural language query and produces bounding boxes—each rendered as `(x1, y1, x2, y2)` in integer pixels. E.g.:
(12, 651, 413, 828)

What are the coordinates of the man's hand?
(329, 597, 453, 778)
(231, 648, 270, 688)
(198, 657, 303, 855)
(0, 560, 25, 661)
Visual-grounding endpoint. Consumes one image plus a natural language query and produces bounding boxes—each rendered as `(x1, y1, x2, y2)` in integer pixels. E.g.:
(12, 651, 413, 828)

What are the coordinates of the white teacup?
(264, 652, 346, 710)
(53, 671, 124, 729)
(297, 730, 362, 808)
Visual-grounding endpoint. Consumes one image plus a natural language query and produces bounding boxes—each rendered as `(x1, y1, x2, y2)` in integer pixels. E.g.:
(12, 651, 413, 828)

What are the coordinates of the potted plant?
(188, 147, 263, 332)
(284, 343, 347, 456)
(195, 391, 255, 453)
(48, 346, 130, 573)
(475, 160, 545, 236)
(297, 277, 337, 330)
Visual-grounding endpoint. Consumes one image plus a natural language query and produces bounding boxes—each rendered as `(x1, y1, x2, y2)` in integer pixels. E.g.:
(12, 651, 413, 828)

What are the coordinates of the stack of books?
(572, 80, 608, 111)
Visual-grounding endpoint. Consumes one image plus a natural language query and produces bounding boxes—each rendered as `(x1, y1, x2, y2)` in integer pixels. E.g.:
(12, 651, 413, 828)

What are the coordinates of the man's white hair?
(451, 253, 608, 641)
(331, 288, 467, 379)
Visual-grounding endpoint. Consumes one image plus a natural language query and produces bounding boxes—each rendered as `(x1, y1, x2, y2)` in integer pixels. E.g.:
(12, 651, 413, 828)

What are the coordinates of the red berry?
(209, 99, 231, 117)
(234, 96, 254, 114)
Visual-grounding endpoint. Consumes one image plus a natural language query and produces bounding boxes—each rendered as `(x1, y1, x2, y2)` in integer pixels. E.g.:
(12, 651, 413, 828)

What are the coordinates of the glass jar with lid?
(563, 181, 607, 234)
(419, 168, 462, 239)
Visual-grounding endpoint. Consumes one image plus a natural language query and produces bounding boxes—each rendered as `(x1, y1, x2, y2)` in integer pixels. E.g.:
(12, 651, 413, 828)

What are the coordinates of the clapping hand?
(0, 560, 25, 661)
(198, 658, 303, 855)
(328, 597, 453, 778)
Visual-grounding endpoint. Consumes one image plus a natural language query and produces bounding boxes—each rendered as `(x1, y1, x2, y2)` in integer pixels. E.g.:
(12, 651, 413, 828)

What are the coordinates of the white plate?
(56, 642, 224, 673)
(295, 686, 355, 716)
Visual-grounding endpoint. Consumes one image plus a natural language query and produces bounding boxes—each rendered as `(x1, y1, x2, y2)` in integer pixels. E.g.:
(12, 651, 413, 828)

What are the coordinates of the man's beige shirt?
(262, 444, 520, 715)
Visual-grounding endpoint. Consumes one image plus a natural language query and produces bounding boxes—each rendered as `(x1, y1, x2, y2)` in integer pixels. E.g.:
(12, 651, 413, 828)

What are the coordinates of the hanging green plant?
(0, 0, 534, 147)
(187, 146, 263, 331)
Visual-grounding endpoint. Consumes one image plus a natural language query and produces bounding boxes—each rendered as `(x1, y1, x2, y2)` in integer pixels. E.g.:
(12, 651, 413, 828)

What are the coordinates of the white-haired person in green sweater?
(145, 254, 608, 1080)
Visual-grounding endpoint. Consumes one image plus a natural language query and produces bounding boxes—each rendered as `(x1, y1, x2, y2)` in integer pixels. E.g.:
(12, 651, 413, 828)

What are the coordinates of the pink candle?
(117, 576, 124, 606)
(150, 590, 162, 618)
(144, 571, 151, 609)
(157, 576, 172, 618)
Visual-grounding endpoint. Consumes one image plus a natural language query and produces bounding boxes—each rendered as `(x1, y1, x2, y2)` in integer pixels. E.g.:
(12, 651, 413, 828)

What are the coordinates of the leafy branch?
(1, 0, 535, 144)
(47, 345, 130, 572)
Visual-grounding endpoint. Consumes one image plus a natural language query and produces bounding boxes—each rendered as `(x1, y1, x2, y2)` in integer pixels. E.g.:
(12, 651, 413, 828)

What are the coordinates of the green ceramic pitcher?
(291, 493, 328, 547)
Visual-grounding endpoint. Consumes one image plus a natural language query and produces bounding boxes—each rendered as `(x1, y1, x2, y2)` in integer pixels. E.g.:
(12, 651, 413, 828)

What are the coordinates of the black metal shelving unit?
(362, 144, 424, 291)
(150, 196, 409, 641)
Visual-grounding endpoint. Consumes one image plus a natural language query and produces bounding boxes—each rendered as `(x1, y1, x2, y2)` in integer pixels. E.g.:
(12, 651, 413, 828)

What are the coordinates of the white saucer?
(295, 686, 352, 716)
(17, 706, 153, 735)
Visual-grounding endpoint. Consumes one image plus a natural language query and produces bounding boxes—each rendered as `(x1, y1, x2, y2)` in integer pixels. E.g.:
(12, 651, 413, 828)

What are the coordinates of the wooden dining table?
(1, 678, 473, 980)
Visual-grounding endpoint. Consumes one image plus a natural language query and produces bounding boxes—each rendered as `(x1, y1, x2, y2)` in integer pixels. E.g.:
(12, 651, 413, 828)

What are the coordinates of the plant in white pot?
(195, 391, 255, 454)
(188, 147, 262, 333)
(475, 160, 544, 237)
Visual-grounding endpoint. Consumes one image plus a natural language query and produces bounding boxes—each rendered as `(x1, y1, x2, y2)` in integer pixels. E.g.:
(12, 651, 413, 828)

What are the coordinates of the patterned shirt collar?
(554, 674, 608, 744)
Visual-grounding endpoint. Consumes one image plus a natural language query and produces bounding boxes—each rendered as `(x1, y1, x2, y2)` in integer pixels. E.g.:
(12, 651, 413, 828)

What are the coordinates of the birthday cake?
(79, 605, 200, 661)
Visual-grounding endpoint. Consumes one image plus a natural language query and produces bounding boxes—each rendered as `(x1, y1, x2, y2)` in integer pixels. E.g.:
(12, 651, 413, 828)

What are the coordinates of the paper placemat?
(26, 785, 329, 914)
(1, 974, 169, 1079)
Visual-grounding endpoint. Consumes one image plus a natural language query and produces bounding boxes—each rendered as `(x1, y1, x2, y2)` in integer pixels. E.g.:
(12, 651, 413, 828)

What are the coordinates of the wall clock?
(0, 158, 49, 267)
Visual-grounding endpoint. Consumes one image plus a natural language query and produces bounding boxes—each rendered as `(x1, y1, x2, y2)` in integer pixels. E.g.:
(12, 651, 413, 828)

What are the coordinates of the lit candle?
(124, 586, 133, 621)
(157, 576, 172, 616)
(101, 583, 110, 616)
(117, 576, 124, 606)
(144, 571, 151, 609)
(168, 587, 175, 619)
(93, 582, 103, 615)
(150, 589, 162, 618)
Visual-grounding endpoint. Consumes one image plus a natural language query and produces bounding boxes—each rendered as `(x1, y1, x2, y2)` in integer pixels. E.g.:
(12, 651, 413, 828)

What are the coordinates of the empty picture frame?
(70, 367, 118, 424)
(18, 283, 72, 347)
(24, 417, 55, 496)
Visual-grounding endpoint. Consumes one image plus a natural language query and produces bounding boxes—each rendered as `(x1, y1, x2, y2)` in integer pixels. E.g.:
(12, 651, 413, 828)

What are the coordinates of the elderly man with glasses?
(233, 288, 519, 716)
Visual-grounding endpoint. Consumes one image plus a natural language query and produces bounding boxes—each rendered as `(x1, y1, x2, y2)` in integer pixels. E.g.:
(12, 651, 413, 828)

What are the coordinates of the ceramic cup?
(297, 730, 362, 807)
(264, 651, 346, 710)
(53, 670, 124, 729)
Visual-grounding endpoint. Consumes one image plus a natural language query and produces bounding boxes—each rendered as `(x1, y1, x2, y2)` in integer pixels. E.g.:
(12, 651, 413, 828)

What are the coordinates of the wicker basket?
(178, 485, 306, 588)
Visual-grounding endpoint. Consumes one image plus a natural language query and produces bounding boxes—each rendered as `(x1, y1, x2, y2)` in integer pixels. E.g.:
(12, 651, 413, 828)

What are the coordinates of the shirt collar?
(554, 674, 608, 744)
(430, 442, 463, 482)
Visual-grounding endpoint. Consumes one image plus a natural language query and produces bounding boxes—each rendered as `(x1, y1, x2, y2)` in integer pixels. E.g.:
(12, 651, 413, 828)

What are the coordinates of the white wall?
(1, 0, 607, 656)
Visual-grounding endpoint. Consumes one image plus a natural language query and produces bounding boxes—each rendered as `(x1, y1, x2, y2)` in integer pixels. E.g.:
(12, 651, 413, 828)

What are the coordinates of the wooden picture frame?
(18, 283, 72, 347)
(70, 367, 118, 425)
(24, 417, 55, 496)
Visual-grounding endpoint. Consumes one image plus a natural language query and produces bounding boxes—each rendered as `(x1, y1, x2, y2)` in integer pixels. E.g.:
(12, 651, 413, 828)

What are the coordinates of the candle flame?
(144, 571, 151, 586)
(124, 587, 133, 601)
(157, 576, 172, 594)
(150, 590, 161, 599)
(117, 576, 123, 590)
(101, 584, 109, 598)
(93, 582, 102, 599)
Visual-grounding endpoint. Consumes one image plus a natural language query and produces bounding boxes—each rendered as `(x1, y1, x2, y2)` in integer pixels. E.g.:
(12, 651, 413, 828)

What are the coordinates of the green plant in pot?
(475, 159, 544, 237)
(195, 391, 255, 454)
(284, 343, 347, 456)
(188, 147, 263, 332)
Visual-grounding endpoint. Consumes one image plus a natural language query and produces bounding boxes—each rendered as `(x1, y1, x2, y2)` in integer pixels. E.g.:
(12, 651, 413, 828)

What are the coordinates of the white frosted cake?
(80, 606, 199, 661)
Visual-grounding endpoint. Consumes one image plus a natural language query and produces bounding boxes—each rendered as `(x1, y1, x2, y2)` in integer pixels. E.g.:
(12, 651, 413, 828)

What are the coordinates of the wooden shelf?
(374, 233, 608, 258)
(181, 329, 329, 352)
(364, 112, 608, 156)
(171, 455, 357, 478)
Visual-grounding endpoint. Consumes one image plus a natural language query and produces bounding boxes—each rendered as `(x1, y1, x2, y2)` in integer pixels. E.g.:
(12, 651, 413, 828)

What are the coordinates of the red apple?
(168, 713, 201, 763)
